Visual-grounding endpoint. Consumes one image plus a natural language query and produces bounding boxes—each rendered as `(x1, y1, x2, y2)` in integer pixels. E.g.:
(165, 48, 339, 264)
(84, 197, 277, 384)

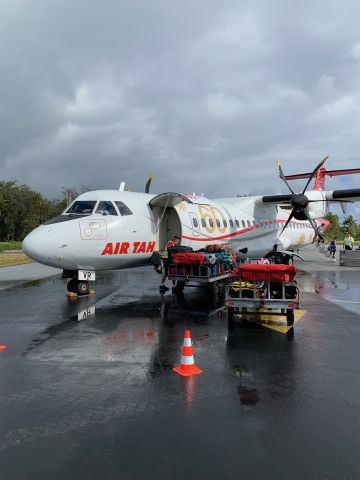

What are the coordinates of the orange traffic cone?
(173, 330, 202, 376)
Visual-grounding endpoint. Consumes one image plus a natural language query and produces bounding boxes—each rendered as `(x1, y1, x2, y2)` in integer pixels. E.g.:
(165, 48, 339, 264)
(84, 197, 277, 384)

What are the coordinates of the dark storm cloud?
(0, 0, 360, 216)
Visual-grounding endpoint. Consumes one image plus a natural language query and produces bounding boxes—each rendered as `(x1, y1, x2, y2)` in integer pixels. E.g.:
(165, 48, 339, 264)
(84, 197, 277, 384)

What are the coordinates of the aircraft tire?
(286, 309, 294, 326)
(76, 281, 90, 296)
(67, 279, 77, 293)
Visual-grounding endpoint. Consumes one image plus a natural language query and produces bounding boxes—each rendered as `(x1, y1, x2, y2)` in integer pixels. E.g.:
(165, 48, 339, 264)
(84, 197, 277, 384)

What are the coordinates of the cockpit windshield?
(65, 201, 97, 215)
(115, 201, 133, 216)
(95, 201, 118, 216)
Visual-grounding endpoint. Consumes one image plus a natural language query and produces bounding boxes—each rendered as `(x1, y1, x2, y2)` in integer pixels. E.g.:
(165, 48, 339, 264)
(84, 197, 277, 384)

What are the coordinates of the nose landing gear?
(67, 279, 90, 296)
(63, 270, 95, 297)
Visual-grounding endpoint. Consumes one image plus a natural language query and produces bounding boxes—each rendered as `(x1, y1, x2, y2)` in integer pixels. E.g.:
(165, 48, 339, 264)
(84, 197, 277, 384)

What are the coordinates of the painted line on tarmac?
(241, 310, 306, 334)
(331, 299, 360, 304)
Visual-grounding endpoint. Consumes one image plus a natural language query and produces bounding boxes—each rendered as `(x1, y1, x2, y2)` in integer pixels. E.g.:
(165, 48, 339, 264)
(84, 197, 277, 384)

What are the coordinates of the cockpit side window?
(66, 201, 96, 215)
(115, 201, 133, 216)
(96, 201, 118, 216)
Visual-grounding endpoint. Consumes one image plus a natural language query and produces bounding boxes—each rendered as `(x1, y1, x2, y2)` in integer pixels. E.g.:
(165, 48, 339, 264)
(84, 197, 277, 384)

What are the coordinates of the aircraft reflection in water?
(22, 159, 360, 295)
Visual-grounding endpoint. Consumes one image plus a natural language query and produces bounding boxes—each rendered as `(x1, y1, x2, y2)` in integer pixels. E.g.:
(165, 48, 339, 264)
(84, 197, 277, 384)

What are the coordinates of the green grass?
(0, 241, 22, 252)
(0, 253, 33, 267)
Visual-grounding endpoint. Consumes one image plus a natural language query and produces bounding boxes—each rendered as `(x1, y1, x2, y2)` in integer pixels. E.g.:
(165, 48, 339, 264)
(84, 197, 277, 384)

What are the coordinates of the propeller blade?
(304, 210, 323, 240)
(262, 193, 293, 204)
(277, 160, 295, 194)
(145, 173, 153, 193)
(278, 209, 295, 237)
(302, 156, 329, 194)
(307, 199, 353, 203)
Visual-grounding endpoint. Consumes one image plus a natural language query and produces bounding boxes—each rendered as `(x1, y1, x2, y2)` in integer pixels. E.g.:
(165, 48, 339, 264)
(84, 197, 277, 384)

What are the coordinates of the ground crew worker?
(328, 237, 337, 261)
(344, 232, 354, 250)
(159, 236, 180, 292)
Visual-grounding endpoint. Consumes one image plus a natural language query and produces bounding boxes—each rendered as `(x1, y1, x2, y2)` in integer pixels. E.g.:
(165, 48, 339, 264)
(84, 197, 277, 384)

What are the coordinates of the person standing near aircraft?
(343, 232, 354, 250)
(159, 236, 180, 292)
(328, 237, 337, 261)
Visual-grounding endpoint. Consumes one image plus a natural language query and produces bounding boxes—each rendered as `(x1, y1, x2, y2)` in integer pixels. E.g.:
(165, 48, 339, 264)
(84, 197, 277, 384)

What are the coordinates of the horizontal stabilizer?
(286, 168, 360, 180)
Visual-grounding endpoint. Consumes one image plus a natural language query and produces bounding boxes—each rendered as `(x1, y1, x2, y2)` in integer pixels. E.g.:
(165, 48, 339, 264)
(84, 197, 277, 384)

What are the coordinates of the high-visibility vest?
(350, 236, 354, 248)
(161, 240, 175, 259)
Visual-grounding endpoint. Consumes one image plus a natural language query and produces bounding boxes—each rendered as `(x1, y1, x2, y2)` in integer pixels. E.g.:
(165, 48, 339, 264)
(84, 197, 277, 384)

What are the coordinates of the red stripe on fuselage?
(182, 219, 312, 242)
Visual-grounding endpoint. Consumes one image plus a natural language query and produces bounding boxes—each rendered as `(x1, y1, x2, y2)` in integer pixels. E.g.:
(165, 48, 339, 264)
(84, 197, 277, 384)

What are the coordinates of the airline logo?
(101, 241, 156, 255)
(80, 219, 108, 240)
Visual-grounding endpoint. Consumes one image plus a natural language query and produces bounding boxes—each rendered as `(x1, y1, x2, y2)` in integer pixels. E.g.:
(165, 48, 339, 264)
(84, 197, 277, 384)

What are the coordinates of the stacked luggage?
(169, 249, 234, 278)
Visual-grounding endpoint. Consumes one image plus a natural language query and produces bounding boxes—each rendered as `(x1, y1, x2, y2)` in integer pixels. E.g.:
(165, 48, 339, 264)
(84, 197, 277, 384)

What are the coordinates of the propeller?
(145, 173, 153, 194)
(276, 156, 329, 241)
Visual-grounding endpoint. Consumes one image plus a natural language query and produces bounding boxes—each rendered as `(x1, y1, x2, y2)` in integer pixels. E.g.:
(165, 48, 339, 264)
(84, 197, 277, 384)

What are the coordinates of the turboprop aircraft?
(22, 158, 360, 295)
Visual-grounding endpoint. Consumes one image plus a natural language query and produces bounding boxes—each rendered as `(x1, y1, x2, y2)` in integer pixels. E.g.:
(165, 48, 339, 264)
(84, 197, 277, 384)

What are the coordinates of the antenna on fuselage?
(119, 182, 126, 191)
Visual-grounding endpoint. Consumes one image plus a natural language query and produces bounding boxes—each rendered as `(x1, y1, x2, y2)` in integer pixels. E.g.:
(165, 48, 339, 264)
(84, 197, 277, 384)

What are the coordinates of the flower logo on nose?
(80, 219, 108, 240)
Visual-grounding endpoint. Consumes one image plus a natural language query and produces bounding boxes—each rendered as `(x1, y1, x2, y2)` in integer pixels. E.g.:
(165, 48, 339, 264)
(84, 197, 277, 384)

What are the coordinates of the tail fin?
(285, 167, 360, 190)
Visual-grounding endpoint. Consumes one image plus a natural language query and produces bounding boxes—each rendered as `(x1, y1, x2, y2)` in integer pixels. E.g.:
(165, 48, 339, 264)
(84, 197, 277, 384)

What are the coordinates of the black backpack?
(168, 245, 193, 254)
(150, 252, 163, 268)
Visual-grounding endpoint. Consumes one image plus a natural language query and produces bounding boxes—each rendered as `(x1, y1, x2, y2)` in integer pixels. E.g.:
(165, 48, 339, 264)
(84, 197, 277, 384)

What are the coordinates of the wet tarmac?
(1, 249, 360, 479)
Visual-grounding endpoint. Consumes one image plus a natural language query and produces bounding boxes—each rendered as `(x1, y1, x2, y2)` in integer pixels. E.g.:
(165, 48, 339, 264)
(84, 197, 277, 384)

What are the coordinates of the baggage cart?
(225, 264, 300, 326)
(167, 262, 232, 299)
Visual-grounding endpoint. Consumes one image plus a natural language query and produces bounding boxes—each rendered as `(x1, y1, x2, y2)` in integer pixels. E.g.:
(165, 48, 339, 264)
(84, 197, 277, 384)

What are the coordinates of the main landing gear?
(62, 270, 95, 297)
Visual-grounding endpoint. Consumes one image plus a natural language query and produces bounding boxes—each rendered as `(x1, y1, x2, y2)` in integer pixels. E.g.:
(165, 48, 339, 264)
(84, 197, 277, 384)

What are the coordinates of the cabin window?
(201, 218, 206, 228)
(192, 217, 199, 228)
(209, 218, 214, 228)
(216, 219, 221, 228)
(242, 220, 246, 228)
(115, 201, 133, 216)
(66, 201, 96, 215)
(229, 219, 234, 228)
(96, 201, 118, 216)
(235, 219, 240, 227)
(223, 219, 227, 228)
(247, 220, 251, 227)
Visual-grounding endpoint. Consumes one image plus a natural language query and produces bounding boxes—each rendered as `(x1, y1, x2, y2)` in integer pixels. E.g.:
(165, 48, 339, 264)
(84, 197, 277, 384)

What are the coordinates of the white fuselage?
(23, 189, 328, 271)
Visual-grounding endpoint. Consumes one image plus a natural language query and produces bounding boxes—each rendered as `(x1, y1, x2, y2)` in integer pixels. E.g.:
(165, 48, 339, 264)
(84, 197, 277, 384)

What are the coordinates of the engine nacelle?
(305, 190, 328, 219)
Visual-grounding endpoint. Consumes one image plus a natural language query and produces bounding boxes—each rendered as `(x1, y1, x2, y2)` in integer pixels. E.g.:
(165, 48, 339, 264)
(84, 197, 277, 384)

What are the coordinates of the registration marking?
(78, 270, 96, 281)
(77, 306, 96, 322)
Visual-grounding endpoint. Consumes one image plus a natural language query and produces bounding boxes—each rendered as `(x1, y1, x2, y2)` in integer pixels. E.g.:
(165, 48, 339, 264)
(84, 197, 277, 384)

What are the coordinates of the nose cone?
(22, 227, 58, 267)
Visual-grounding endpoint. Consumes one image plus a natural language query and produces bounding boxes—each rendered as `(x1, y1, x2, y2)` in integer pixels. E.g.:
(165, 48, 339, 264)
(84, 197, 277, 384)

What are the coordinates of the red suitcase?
(173, 253, 206, 265)
(232, 264, 296, 282)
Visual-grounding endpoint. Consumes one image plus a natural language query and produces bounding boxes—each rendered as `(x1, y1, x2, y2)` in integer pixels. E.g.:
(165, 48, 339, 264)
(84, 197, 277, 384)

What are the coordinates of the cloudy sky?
(1, 0, 360, 216)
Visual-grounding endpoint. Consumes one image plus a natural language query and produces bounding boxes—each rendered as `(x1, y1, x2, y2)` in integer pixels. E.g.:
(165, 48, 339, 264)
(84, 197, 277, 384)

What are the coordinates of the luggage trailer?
(167, 263, 232, 298)
(225, 264, 300, 326)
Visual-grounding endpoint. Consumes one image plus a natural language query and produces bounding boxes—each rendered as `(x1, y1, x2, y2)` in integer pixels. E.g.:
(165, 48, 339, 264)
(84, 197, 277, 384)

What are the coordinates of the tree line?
(324, 213, 360, 241)
(0, 181, 91, 242)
